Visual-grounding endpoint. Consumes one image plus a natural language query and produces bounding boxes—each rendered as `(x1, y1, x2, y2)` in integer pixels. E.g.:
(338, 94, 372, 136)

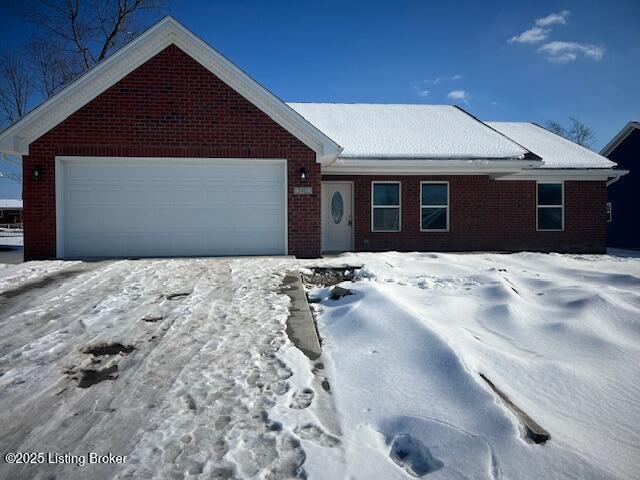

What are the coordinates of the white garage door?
(57, 157, 287, 258)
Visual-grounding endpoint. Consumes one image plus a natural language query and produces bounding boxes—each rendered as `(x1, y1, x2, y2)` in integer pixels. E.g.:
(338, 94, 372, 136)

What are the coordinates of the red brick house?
(0, 17, 626, 260)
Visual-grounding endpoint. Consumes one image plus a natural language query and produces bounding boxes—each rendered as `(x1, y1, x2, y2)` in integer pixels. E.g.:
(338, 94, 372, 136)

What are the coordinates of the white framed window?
(537, 182, 564, 231)
(420, 181, 449, 231)
(606, 202, 612, 223)
(371, 181, 401, 232)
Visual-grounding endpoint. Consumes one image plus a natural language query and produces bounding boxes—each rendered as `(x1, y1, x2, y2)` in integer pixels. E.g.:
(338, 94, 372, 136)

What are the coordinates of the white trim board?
(0, 17, 342, 163)
(600, 122, 640, 157)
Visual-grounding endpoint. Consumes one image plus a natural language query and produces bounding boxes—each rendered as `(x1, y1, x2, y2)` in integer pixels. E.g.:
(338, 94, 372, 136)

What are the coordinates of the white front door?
(322, 182, 353, 252)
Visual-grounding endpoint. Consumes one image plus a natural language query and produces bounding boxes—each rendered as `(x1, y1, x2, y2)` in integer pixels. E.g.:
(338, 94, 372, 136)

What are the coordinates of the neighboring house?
(0, 199, 23, 225)
(600, 122, 639, 249)
(0, 17, 626, 260)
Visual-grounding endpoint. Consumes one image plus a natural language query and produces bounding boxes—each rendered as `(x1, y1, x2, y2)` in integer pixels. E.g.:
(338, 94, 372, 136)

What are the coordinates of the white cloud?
(413, 86, 430, 97)
(414, 74, 462, 97)
(509, 10, 570, 44)
(509, 27, 550, 44)
(509, 11, 605, 64)
(447, 90, 469, 102)
(431, 74, 463, 85)
(538, 41, 605, 62)
(535, 10, 570, 27)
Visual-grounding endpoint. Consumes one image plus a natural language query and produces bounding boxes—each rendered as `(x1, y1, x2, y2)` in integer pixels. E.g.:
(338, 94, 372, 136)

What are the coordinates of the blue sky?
(1, 0, 639, 199)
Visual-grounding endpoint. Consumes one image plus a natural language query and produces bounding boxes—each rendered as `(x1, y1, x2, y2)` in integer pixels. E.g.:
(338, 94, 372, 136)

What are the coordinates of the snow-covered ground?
(310, 251, 640, 479)
(0, 252, 638, 479)
(0, 257, 329, 480)
(0, 232, 23, 247)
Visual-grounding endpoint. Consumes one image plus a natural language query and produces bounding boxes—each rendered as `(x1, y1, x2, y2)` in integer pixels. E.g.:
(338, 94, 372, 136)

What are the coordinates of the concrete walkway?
(282, 273, 322, 360)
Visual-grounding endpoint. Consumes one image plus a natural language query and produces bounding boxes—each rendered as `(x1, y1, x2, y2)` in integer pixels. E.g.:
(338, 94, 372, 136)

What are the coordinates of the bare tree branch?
(0, 155, 23, 185)
(0, 51, 33, 127)
(568, 117, 595, 149)
(4, 0, 165, 108)
(545, 118, 596, 149)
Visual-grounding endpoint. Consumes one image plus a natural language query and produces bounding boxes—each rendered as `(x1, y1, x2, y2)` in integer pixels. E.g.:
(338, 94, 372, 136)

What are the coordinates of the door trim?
(55, 156, 288, 258)
(321, 180, 354, 253)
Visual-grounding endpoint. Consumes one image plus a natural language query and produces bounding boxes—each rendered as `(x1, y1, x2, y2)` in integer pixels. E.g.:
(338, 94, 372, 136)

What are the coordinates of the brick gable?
(23, 45, 320, 259)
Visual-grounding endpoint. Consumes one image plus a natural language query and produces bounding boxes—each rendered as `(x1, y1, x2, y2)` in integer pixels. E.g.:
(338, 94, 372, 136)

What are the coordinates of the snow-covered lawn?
(311, 251, 640, 479)
(0, 252, 638, 479)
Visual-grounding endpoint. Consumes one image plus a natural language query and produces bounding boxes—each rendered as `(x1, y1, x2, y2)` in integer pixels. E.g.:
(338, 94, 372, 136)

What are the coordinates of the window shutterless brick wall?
(22, 45, 321, 260)
(323, 175, 607, 253)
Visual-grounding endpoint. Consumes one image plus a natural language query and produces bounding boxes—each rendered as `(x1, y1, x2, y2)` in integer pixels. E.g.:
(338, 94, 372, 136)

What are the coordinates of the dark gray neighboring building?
(601, 122, 639, 249)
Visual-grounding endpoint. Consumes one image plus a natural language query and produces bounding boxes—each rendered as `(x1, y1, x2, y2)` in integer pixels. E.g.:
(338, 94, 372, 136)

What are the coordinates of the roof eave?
(0, 16, 341, 162)
(600, 121, 640, 157)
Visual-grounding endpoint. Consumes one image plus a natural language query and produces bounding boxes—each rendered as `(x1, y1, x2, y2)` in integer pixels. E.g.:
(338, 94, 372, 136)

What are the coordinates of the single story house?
(0, 17, 627, 260)
(601, 122, 639, 249)
(0, 199, 23, 225)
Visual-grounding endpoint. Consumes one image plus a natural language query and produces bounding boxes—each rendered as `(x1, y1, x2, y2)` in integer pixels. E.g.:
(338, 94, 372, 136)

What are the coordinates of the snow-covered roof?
(0, 199, 22, 209)
(287, 103, 531, 159)
(487, 122, 616, 169)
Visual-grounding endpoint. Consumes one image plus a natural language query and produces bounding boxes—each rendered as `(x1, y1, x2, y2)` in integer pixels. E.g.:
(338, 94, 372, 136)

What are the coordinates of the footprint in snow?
(289, 388, 314, 409)
(294, 424, 340, 448)
(389, 433, 444, 477)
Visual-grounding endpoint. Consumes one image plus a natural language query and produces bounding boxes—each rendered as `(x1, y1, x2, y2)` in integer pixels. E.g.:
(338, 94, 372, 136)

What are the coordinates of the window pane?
(421, 184, 448, 206)
(373, 208, 400, 231)
(330, 191, 344, 224)
(421, 207, 447, 230)
(538, 183, 562, 206)
(373, 184, 400, 206)
(538, 207, 562, 230)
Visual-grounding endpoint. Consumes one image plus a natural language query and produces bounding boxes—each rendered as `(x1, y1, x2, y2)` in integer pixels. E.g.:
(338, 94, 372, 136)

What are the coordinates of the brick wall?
(23, 44, 321, 260)
(323, 175, 607, 253)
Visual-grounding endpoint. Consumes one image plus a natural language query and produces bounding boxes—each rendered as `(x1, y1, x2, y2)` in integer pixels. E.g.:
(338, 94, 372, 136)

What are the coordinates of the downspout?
(607, 176, 620, 187)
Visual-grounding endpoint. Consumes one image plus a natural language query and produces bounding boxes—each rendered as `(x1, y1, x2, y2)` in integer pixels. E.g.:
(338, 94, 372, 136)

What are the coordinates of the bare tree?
(567, 117, 595, 149)
(545, 117, 595, 149)
(0, 155, 23, 184)
(14, 0, 165, 71)
(0, 51, 33, 127)
(0, 0, 165, 184)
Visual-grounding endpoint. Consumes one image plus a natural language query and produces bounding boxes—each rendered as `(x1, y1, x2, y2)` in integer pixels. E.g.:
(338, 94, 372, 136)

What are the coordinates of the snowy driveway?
(0, 258, 338, 480)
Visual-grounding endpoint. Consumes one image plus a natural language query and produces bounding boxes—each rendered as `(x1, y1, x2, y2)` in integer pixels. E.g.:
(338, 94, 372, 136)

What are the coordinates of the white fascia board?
(0, 17, 342, 163)
(321, 157, 541, 175)
(493, 168, 629, 181)
(600, 122, 640, 157)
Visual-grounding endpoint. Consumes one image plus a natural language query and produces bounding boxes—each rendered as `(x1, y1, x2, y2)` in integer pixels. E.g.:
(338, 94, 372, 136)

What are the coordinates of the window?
(421, 182, 449, 231)
(331, 191, 344, 224)
(537, 182, 563, 231)
(606, 202, 612, 223)
(372, 182, 400, 231)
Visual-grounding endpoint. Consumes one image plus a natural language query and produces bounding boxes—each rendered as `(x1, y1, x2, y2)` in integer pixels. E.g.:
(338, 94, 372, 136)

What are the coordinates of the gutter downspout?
(607, 170, 629, 186)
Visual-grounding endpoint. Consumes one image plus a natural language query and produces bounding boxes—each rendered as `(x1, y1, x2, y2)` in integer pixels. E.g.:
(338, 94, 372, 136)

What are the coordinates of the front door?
(322, 182, 353, 252)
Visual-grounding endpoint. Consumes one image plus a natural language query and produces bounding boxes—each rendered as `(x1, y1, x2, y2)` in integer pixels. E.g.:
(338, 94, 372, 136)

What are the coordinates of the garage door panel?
(60, 158, 287, 257)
